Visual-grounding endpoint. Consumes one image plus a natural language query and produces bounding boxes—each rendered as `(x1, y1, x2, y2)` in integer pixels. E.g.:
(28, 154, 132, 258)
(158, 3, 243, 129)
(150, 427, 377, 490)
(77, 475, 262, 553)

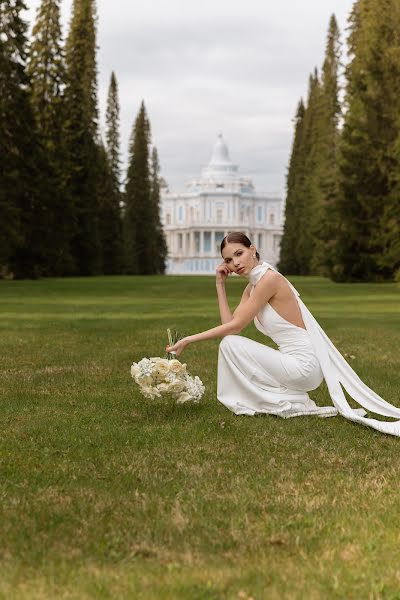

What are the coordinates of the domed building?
(160, 134, 284, 274)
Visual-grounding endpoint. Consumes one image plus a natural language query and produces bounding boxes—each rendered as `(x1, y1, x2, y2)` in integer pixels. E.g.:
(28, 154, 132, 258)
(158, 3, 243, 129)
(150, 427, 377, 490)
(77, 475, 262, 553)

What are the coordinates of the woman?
(166, 232, 400, 437)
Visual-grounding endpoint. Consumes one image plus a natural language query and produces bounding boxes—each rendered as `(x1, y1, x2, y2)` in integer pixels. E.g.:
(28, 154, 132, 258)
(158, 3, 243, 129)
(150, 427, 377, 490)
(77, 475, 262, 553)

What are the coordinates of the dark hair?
(220, 231, 260, 260)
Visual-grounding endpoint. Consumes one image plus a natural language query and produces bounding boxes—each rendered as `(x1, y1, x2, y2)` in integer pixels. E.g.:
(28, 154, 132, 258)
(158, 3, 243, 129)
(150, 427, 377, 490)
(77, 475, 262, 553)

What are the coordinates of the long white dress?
(217, 261, 400, 437)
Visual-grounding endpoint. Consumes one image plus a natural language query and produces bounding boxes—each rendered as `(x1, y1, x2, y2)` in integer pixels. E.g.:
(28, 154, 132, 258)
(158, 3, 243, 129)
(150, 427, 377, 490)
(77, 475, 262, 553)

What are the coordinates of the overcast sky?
(25, 0, 355, 195)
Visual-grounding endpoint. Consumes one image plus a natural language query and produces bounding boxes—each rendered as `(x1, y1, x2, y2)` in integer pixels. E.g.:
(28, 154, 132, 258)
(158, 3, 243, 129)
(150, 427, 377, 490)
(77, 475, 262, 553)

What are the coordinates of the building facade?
(160, 134, 284, 274)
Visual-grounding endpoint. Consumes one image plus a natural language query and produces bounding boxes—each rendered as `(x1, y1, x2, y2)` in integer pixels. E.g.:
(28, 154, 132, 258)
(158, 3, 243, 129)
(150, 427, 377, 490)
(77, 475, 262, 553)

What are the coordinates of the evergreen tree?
(332, 0, 400, 281)
(28, 0, 74, 274)
(0, 0, 50, 277)
(105, 71, 121, 185)
(150, 146, 168, 274)
(123, 101, 152, 274)
(295, 70, 323, 275)
(278, 99, 305, 274)
(64, 0, 100, 275)
(97, 141, 123, 274)
(310, 14, 341, 275)
(97, 70, 123, 273)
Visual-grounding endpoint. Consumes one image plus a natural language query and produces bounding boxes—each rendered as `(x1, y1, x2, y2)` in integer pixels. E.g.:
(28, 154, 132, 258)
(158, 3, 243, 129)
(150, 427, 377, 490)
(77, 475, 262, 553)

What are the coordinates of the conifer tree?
(150, 146, 168, 274)
(310, 14, 341, 275)
(278, 99, 305, 274)
(0, 0, 50, 277)
(332, 0, 400, 281)
(105, 71, 121, 185)
(123, 101, 152, 274)
(295, 70, 323, 274)
(28, 0, 74, 274)
(98, 70, 123, 273)
(64, 0, 100, 275)
(97, 141, 122, 273)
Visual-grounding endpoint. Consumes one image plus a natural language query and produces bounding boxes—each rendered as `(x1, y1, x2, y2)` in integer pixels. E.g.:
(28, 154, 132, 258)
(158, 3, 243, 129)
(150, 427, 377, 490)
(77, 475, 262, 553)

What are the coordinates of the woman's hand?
(216, 263, 230, 284)
(166, 337, 191, 358)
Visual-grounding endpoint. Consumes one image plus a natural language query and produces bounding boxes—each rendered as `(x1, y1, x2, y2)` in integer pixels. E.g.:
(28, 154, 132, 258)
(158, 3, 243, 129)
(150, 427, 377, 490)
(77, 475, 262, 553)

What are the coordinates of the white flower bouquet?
(130, 329, 205, 404)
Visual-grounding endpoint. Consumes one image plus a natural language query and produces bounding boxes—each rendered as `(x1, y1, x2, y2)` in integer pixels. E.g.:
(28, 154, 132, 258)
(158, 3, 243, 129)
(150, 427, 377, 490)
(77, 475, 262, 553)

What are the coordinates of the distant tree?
(64, 0, 100, 275)
(105, 71, 121, 186)
(0, 0, 51, 278)
(150, 147, 168, 274)
(28, 0, 74, 274)
(123, 101, 152, 274)
(332, 0, 400, 281)
(310, 14, 341, 275)
(97, 141, 123, 273)
(295, 69, 323, 275)
(278, 99, 305, 274)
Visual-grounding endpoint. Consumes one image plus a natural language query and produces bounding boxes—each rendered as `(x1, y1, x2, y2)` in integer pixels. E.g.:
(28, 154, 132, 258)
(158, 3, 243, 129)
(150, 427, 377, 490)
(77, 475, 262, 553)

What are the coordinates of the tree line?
(279, 1, 400, 282)
(0, 0, 167, 278)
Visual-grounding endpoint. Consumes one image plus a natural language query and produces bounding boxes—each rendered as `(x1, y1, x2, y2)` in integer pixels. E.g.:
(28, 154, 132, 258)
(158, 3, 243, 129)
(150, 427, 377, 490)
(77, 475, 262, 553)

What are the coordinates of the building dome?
(201, 133, 239, 180)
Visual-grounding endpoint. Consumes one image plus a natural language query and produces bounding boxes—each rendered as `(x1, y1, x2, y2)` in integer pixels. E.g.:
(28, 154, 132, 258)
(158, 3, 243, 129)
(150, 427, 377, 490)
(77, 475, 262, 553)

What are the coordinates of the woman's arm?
(166, 271, 279, 357)
(216, 282, 233, 324)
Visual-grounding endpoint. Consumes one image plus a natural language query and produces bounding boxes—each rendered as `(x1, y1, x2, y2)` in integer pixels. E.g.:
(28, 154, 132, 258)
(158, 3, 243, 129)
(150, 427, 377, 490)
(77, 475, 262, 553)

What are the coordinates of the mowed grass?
(0, 274, 399, 600)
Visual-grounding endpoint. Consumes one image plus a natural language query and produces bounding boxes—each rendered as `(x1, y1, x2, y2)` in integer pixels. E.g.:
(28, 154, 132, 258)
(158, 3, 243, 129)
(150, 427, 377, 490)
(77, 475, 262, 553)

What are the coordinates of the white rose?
(176, 392, 192, 404)
(167, 379, 186, 394)
(168, 359, 187, 374)
(156, 383, 170, 392)
(130, 363, 139, 378)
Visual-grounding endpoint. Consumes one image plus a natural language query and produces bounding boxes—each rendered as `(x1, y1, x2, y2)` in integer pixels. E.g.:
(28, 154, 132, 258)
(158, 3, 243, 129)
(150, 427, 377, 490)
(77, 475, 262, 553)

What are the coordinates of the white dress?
(217, 261, 400, 437)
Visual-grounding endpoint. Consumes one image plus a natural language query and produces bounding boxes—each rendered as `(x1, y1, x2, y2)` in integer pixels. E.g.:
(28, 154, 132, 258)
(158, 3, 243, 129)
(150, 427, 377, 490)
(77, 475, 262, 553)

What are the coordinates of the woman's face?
(221, 242, 258, 276)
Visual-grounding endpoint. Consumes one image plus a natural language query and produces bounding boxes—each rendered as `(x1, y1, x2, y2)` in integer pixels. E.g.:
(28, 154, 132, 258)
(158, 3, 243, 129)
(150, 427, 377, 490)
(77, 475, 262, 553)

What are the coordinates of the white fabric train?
(217, 261, 400, 437)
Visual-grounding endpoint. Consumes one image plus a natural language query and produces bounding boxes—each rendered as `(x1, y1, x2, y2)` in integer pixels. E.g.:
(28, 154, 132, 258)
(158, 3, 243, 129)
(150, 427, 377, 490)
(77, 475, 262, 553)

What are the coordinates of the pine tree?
(0, 0, 51, 277)
(64, 0, 100, 275)
(97, 140, 123, 274)
(278, 99, 306, 274)
(295, 70, 323, 275)
(310, 14, 341, 275)
(150, 146, 168, 274)
(97, 70, 123, 273)
(332, 0, 400, 281)
(123, 101, 152, 274)
(27, 0, 74, 275)
(105, 71, 121, 185)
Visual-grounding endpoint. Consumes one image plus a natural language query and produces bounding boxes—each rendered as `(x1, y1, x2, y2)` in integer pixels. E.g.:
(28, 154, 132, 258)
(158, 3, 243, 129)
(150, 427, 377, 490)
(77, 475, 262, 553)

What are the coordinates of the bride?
(166, 231, 400, 437)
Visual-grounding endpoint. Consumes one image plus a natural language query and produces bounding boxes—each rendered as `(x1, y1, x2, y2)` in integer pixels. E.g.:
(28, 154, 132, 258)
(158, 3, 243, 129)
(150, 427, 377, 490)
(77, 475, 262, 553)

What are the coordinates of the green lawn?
(0, 275, 399, 600)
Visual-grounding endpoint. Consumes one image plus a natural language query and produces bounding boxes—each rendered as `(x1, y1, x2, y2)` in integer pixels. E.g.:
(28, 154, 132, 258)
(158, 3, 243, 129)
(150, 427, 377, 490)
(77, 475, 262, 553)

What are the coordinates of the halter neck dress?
(217, 262, 400, 436)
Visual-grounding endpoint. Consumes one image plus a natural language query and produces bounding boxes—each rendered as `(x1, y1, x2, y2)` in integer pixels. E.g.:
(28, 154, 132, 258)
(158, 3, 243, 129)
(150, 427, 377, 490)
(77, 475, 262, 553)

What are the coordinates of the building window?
(216, 209, 223, 224)
(215, 231, 225, 251)
(186, 233, 190, 252)
(257, 206, 263, 222)
(269, 213, 275, 225)
(178, 206, 184, 221)
(166, 213, 171, 225)
(178, 233, 183, 250)
(258, 233, 263, 249)
(204, 232, 211, 252)
(194, 231, 200, 253)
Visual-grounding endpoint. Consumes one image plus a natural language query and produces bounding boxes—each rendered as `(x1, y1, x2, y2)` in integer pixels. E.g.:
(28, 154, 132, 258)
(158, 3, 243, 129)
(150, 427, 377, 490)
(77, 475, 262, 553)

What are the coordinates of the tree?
(278, 99, 306, 274)
(310, 14, 341, 275)
(27, 0, 74, 275)
(0, 0, 51, 277)
(123, 101, 153, 274)
(149, 146, 168, 274)
(64, 0, 100, 275)
(332, 0, 400, 281)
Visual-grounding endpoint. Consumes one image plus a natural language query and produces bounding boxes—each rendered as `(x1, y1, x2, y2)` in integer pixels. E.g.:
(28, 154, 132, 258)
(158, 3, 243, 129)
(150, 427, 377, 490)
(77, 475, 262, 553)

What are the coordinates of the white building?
(160, 134, 284, 274)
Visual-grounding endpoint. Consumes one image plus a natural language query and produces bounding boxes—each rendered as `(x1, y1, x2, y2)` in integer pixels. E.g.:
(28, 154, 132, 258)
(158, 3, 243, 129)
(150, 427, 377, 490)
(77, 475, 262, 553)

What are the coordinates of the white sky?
(24, 0, 355, 195)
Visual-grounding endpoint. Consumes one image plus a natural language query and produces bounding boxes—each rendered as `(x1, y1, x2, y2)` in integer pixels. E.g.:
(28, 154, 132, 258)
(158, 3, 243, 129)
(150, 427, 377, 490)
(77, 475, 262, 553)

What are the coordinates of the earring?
(252, 254, 256, 258)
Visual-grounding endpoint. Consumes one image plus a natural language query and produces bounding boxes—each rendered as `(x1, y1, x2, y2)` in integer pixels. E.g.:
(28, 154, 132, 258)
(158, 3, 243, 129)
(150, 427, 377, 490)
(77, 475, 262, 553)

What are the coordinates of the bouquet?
(130, 329, 205, 404)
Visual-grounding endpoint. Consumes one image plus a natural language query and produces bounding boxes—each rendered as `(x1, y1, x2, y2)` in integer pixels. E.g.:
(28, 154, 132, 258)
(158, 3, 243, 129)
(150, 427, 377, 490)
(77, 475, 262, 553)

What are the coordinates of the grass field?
(0, 274, 399, 600)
